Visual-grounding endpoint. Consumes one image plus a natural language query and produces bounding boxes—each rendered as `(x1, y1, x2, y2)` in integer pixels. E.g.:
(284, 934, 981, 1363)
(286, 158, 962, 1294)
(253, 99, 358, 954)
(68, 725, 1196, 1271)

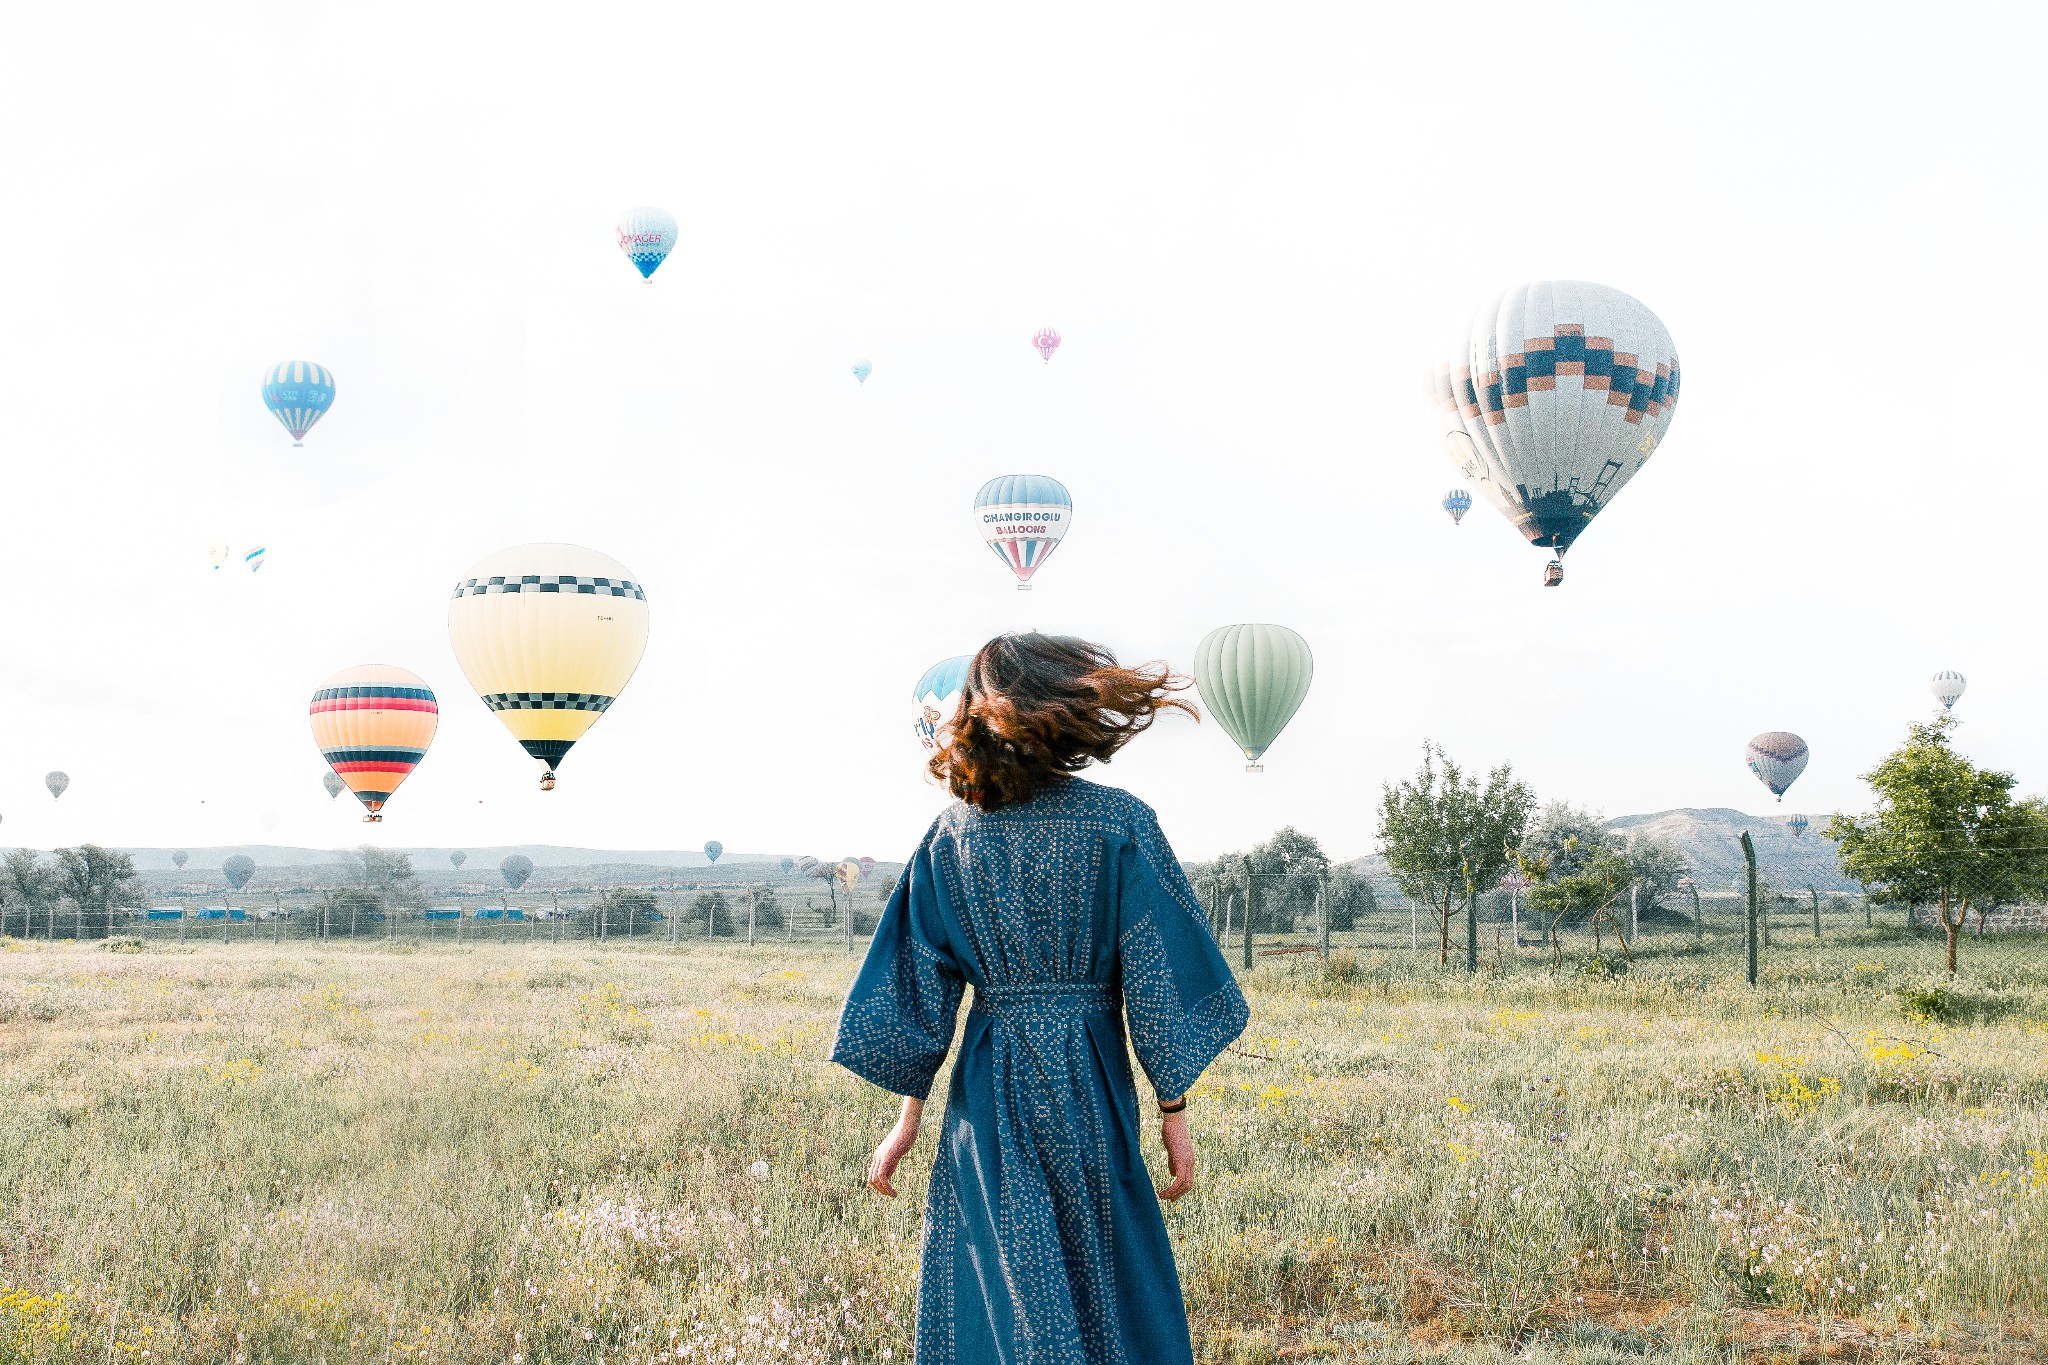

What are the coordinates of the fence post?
(1630, 882, 1639, 941)
(1464, 869, 1479, 974)
(554, 892, 562, 943)
(843, 886, 853, 956)
(1317, 885, 1329, 960)
(1221, 894, 1234, 952)
(1691, 885, 1702, 941)
(178, 907, 187, 946)
(1810, 887, 1821, 939)
(274, 895, 282, 945)
(1240, 865, 1254, 972)
(747, 891, 757, 946)
(1741, 832, 1758, 987)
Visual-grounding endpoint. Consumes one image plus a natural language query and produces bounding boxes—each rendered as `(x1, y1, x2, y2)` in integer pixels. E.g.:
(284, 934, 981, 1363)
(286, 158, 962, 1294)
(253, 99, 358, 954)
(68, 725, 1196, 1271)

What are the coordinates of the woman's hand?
(1157, 1109, 1195, 1201)
(867, 1097, 924, 1198)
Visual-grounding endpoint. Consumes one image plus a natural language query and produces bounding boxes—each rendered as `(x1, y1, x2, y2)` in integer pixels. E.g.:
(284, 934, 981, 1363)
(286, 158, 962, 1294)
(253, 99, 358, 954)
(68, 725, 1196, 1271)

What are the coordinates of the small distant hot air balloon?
(323, 771, 345, 799)
(835, 859, 862, 892)
(450, 850, 467, 870)
(309, 664, 438, 822)
(779, 857, 796, 874)
(1745, 732, 1809, 802)
(616, 206, 677, 280)
(1193, 625, 1314, 772)
(262, 361, 335, 446)
(1442, 489, 1472, 525)
(913, 655, 973, 752)
(1032, 327, 1061, 364)
(704, 840, 723, 864)
(859, 856, 876, 877)
(208, 543, 230, 570)
(1787, 813, 1810, 838)
(447, 544, 650, 790)
(1433, 281, 1680, 586)
(852, 358, 872, 384)
(172, 850, 188, 870)
(1931, 671, 1966, 711)
(245, 546, 267, 573)
(798, 856, 819, 872)
(974, 475, 1072, 590)
(45, 772, 69, 800)
(501, 854, 533, 890)
(222, 854, 255, 892)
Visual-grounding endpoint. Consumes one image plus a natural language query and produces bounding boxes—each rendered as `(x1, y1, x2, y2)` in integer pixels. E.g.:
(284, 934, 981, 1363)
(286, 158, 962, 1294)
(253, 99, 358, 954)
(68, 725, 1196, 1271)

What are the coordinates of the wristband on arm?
(1156, 1096, 1188, 1114)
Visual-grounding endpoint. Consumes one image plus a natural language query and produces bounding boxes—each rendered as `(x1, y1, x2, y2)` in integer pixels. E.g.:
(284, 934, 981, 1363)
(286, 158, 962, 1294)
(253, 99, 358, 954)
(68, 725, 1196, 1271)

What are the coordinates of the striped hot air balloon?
(1930, 671, 1966, 711)
(974, 475, 1071, 590)
(309, 665, 438, 822)
(1442, 489, 1472, 525)
(1745, 731, 1809, 802)
(1787, 813, 1810, 838)
(261, 361, 335, 446)
(616, 206, 677, 279)
(913, 654, 972, 751)
(245, 546, 267, 573)
(1032, 327, 1061, 363)
(447, 544, 650, 789)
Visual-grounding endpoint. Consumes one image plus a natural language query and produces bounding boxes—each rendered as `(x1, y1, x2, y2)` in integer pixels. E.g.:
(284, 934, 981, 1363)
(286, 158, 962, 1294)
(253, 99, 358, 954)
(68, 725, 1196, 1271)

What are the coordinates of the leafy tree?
(1323, 863, 1377, 932)
(1621, 831, 1688, 915)
(501, 855, 534, 890)
(690, 890, 736, 936)
(1377, 742, 1536, 966)
(1828, 716, 2048, 975)
(1245, 827, 1330, 933)
(51, 846, 146, 933)
(1, 849, 58, 937)
(593, 888, 658, 935)
(745, 883, 784, 933)
(312, 887, 382, 938)
(334, 845, 425, 910)
(1521, 801, 1612, 879)
(1523, 846, 1633, 965)
(222, 854, 256, 892)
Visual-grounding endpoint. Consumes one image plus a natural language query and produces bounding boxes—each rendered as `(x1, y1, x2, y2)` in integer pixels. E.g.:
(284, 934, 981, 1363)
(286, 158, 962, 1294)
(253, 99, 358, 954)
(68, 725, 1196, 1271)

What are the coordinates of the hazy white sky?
(3, 3, 2043, 862)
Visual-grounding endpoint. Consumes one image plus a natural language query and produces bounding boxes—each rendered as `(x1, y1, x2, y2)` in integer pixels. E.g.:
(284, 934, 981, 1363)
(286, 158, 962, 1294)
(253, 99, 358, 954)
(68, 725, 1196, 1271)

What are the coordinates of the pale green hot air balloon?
(1192, 624, 1313, 772)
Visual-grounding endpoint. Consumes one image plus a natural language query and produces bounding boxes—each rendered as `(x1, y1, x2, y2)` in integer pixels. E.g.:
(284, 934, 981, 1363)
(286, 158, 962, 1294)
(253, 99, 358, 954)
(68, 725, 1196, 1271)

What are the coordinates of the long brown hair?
(929, 633, 1197, 810)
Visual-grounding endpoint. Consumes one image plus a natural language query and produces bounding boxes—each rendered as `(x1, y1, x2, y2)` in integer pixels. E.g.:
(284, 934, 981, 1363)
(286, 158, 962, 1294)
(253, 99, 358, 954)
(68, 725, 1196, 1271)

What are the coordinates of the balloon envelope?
(1192, 624, 1314, 770)
(913, 654, 973, 752)
(1432, 281, 1680, 577)
(974, 475, 1071, 589)
(835, 859, 862, 891)
(447, 544, 650, 784)
(1787, 813, 1810, 837)
(851, 358, 872, 384)
(1442, 489, 1472, 524)
(616, 206, 677, 279)
(1931, 671, 1966, 710)
(262, 361, 335, 445)
(1033, 327, 1061, 363)
(704, 840, 723, 863)
(309, 664, 438, 820)
(45, 772, 68, 799)
(322, 771, 345, 799)
(501, 854, 533, 889)
(208, 543, 230, 570)
(172, 850, 188, 869)
(222, 854, 255, 891)
(1745, 732, 1809, 801)
(245, 546, 267, 573)
(450, 850, 467, 869)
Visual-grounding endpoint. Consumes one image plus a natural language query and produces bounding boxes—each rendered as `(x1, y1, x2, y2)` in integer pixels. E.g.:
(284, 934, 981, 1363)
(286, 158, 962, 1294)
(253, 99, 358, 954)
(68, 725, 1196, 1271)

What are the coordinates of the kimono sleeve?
(1114, 803, 1250, 1100)
(829, 825, 966, 1099)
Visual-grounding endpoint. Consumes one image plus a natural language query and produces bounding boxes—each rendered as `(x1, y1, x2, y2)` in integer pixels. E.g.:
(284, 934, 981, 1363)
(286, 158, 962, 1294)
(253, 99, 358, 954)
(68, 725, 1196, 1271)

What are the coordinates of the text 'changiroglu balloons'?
(616, 206, 677, 280)
(1931, 671, 1966, 711)
(448, 543, 650, 790)
(912, 654, 972, 752)
(1745, 732, 1809, 802)
(1193, 624, 1314, 772)
(1432, 281, 1680, 586)
(974, 475, 1071, 591)
(309, 664, 438, 823)
(262, 361, 335, 446)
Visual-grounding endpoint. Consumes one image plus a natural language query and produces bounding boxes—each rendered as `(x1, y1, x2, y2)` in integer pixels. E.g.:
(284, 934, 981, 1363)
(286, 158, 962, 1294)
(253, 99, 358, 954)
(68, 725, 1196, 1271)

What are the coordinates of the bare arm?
(1156, 1100, 1195, 1201)
(866, 1095, 924, 1198)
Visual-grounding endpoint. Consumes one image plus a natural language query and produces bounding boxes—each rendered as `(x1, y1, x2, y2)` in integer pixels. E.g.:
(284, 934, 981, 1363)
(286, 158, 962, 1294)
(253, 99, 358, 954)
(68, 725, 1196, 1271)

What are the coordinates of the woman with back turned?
(832, 633, 1249, 1364)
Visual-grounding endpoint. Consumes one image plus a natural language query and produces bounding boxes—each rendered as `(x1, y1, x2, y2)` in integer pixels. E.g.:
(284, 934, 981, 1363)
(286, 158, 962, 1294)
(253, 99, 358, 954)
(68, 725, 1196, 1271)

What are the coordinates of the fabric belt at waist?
(969, 981, 1120, 1018)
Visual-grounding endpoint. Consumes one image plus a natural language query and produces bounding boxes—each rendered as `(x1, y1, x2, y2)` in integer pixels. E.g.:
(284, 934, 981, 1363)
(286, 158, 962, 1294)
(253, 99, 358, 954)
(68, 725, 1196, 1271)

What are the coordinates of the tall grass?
(1, 929, 2043, 1363)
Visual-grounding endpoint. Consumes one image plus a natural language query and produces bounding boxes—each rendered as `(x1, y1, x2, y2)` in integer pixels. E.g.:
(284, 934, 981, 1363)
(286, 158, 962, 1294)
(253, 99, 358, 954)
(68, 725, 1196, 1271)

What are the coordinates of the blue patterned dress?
(832, 778, 1249, 1365)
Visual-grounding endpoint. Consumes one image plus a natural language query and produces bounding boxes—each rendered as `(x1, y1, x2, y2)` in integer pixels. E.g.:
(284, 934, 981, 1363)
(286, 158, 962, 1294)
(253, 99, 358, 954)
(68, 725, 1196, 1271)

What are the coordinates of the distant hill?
(1347, 807, 1853, 895)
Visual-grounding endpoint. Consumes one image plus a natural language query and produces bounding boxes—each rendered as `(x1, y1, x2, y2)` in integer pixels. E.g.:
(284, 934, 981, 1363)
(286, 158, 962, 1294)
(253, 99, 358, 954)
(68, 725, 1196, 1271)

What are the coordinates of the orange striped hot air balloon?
(309, 665, 438, 822)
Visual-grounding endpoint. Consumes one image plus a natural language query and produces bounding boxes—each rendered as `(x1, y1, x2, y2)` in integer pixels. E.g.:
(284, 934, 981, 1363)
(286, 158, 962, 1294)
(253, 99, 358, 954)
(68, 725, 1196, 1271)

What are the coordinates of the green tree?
(334, 845, 426, 910)
(1245, 827, 1330, 933)
(1621, 832, 1688, 915)
(1523, 846, 1633, 965)
(1323, 863, 1377, 932)
(593, 888, 658, 936)
(51, 845, 146, 936)
(1521, 801, 1612, 878)
(1377, 742, 1536, 966)
(690, 890, 736, 936)
(1826, 715, 2048, 975)
(1, 849, 59, 938)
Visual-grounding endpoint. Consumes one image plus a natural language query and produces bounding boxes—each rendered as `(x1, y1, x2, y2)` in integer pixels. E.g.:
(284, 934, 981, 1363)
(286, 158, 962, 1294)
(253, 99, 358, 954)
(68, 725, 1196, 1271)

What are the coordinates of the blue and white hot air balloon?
(616, 206, 677, 280)
(1930, 671, 1966, 711)
(973, 475, 1072, 590)
(262, 361, 335, 446)
(245, 546, 267, 573)
(1432, 281, 1681, 586)
(852, 358, 872, 385)
(1442, 489, 1472, 525)
(912, 654, 972, 753)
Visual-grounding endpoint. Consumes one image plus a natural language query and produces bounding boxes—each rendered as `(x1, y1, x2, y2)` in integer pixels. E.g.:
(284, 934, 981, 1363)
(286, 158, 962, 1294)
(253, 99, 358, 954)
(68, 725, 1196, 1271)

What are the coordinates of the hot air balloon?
(1787, 813, 1810, 838)
(798, 856, 819, 872)
(1192, 624, 1314, 772)
(779, 857, 796, 874)
(1931, 671, 1967, 711)
(45, 772, 68, 800)
(616, 206, 677, 279)
(704, 840, 723, 864)
(309, 665, 438, 823)
(974, 475, 1071, 590)
(1442, 489, 1472, 525)
(322, 771, 345, 799)
(859, 856, 876, 876)
(1032, 327, 1061, 363)
(852, 358, 872, 384)
(448, 543, 650, 790)
(1745, 732, 1809, 802)
(172, 850, 188, 870)
(262, 361, 335, 446)
(223, 854, 255, 892)
(450, 850, 467, 869)
(913, 654, 973, 751)
(1432, 281, 1681, 587)
(208, 543, 230, 570)
(245, 546, 267, 573)
(835, 859, 862, 892)
(501, 854, 533, 890)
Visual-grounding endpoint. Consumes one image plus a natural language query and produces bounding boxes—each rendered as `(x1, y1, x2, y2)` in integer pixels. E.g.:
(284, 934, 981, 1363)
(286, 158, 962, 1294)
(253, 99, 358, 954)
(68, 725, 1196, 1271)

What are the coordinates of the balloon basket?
(1542, 560, 1564, 587)
(539, 772, 557, 792)
(1245, 763, 1264, 773)
(363, 814, 381, 823)
(1016, 582, 1032, 592)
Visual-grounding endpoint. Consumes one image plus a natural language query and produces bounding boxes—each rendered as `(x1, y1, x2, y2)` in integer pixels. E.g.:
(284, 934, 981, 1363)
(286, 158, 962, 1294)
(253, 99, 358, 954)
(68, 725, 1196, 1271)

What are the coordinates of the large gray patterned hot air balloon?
(1192, 624, 1314, 772)
(1745, 732, 1809, 803)
(222, 854, 255, 891)
(501, 854, 533, 890)
(45, 772, 69, 800)
(1432, 280, 1681, 586)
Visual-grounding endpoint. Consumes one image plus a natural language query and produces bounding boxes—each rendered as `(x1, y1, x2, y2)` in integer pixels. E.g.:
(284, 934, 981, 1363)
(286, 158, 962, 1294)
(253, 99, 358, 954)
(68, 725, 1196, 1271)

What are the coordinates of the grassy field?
(1, 928, 2044, 1364)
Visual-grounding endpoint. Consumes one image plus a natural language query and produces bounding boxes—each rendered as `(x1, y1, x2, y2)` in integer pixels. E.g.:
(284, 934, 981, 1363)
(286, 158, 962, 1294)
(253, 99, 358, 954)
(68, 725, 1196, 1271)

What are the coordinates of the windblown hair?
(930, 633, 1197, 811)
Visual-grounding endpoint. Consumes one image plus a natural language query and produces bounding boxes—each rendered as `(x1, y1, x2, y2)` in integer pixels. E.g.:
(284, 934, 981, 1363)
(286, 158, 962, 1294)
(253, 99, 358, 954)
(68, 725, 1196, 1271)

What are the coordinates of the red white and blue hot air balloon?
(616, 206, 677, 280)
(1745, 731, 1809, 803)
(913, 654, 972, 752)
(262, 361, 335, 446)
(974, 475, 1072, 590)
(1442, 489, 1472, 525)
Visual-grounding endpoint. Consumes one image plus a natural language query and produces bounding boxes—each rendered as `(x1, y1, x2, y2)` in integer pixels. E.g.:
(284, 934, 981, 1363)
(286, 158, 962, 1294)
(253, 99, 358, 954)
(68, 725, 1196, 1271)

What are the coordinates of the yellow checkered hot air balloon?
(308, 665, 438, 822)
(446, 544, 650, 790)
